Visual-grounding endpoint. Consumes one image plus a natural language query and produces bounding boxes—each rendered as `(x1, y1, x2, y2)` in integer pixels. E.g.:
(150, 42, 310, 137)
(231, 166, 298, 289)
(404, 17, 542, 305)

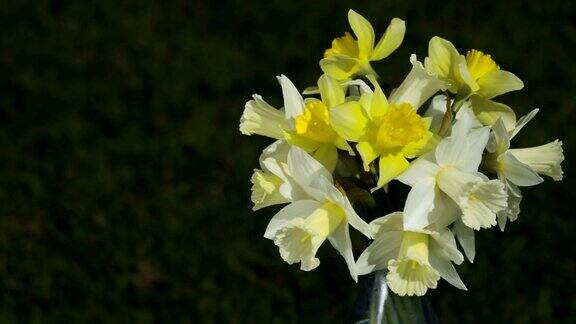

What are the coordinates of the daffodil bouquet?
(239, 8, 564, 315)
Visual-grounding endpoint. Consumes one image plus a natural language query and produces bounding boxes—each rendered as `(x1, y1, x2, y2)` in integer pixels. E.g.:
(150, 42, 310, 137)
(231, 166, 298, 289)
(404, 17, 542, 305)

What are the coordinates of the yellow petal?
(371, 18, 406, 61)
(330, 101, 369, 141)
(318, 74, 345, 108)
(357, 142, 379, 171)
(320, 55, 359, 80)
(470, 95, 516, 131)
(375, 154, 409, 190)
(347, 9, 375, 59)
(284, 131, 321, 152)
(324, 32, 359, 58)
(367, 75, 389, 118)
(313, 144, 338, 172)
(476, 70, 524, 99)
(426, 37, 461, 80)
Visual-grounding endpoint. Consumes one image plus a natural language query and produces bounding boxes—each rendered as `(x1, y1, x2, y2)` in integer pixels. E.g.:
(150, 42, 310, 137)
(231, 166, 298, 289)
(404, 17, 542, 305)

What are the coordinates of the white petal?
(277, 75, 304, 120)
(435, 134, 469, 168)
(251, 169, 290, 210)
(451, 105, 476, 137)
(461, 180, 508, 230)
(500, 151, 543, 186)
(328, 222, 358, 281)
(240, 94, 289, 139)
(459, 127, 490, 173)
(487, 118, 511, 154)
(287, 146, 332, 188)
(434, 227, 464, 264)
(424, 94, 449, 134)
(264, 200, 322, 239)
(403, 177, 437, 230)
(429, 248, 467, 290)
(397, 155, 439, 187)
(356, 231, 403, 276)
(453, 219, 475, 262)
(388, 54, 447, 110)
(508, 140, 564, 181)
(430, 190, 460, 228)
(260, 140, 290, 169)
(510, 108, 539, 139)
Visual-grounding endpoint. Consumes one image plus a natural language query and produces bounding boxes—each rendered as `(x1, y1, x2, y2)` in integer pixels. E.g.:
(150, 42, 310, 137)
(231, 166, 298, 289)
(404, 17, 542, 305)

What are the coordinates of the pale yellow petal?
(330, 101, 369, 141)
(426, 36, 461, 79)
(470, 95, 516, 131)
(313, 144, 338, 172)
(366, 75, 389, 118)
(318, 74, 345, 108)
(347, 9, 375, 59)
(320, 55, 359, 81)
(371, 18, 405, 61)
(477, 70, 524, 99)
(284, 131, 321, 152)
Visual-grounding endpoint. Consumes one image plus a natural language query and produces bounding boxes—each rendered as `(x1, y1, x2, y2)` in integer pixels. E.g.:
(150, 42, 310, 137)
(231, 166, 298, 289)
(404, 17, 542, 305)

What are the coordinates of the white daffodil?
(356, 212, 466, 296)
(321, 10, 405, 80)
(482, 109, 564, 229)
(240, 74, 353, 171)
(263, 146, 373, 281)
(397, 107, 508, 232)
(250, 141, 305, 210)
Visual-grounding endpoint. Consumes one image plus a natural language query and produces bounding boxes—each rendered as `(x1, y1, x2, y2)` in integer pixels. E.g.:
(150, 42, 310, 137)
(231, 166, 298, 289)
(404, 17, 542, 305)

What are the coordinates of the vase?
(350, 269, 438, 324)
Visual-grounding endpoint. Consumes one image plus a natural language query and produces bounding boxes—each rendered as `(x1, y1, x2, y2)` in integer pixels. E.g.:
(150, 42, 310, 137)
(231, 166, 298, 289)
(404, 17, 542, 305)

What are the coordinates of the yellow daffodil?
(424, 37, 523, 128)
(425, 36, 524, 98)
(356, 212, 466, 296)
(240, 74, 354, 171)
(320, 10, 405, 80)
(330, 78, 435, 190)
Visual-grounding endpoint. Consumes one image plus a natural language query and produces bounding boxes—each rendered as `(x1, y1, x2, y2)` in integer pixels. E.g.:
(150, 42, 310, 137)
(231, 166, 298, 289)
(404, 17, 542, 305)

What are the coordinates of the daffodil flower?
(263, 146, 374, 281)
(320, 10, 405, 81)
(424, 36, 523, 127)
(482, 110, 564, 229)
(240, 74, 354, 171)
(425, 36, 524, 98)
(250, 141, 303, 210)
(330, 78, 435, 190)
(397, 107, 508, 232)
(356, 212, 466, 296)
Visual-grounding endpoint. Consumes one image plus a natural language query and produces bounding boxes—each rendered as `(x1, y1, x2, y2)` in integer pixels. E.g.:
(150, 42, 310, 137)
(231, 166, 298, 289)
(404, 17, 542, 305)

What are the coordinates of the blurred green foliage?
(0, 0, 574, 322)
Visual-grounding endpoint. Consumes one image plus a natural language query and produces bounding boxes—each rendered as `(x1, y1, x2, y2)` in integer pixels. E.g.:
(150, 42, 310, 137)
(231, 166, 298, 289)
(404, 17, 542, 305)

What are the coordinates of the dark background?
(0, 0, 574, 322)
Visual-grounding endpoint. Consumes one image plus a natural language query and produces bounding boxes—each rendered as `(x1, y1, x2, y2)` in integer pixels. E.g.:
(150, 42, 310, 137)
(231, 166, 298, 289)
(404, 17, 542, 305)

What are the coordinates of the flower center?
(375, 103, 426, 150)
(466, 49, 499, 80)
(295, 100, 338, 143)
(324, 32, 359, 58)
